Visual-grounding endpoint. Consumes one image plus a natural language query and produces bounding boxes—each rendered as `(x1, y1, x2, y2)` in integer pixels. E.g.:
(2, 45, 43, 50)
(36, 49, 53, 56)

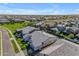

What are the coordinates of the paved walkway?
(7, 29, 25, 56)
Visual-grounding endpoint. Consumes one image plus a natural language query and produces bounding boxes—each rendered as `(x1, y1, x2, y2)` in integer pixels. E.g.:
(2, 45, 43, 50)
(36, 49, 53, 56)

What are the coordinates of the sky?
(0, 3, 79, 15)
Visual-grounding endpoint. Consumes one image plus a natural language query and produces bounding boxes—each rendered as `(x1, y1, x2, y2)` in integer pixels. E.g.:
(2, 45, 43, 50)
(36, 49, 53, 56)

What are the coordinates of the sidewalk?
(0, 26, 25, 56)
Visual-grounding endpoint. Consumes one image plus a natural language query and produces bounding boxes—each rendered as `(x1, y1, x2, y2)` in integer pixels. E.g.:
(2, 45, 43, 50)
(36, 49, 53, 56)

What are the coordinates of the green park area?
(0, 21, 35, 33)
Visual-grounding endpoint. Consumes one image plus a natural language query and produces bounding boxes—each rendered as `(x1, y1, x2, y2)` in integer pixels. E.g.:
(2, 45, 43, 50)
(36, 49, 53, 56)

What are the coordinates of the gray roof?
(0, 19, 10, 22)
(50, 40, 79, 56)
(57, 24, 65, 27)
(30, 31, 57, 48)
(39, 39, 79, 56)
(16, 26, 37, 34)
(14, 18, 24, 21)
(51, 28, 59, 31)
(70, 27, 79, 32)
(36, 21, 44, 26)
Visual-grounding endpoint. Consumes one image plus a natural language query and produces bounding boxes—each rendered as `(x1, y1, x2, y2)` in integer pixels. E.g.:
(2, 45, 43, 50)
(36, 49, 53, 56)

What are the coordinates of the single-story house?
(0, 19, 10, 23)
(76, 33, 79, 39)
(16, 26, 37, 38)
(69, 27, 79, 34)
(35, 21, 44, 27)
(23, 31, 57, 54)
(50, 28, 59, 32)
(57, 24, 66, 32)
(63, 27, 73, 34)
(14, 18, 24, 22)
(64, 27, 79, 34)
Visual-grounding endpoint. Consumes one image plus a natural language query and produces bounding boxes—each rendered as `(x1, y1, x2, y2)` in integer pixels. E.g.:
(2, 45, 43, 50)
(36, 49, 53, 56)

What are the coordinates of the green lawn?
(0, 21, 34, 33)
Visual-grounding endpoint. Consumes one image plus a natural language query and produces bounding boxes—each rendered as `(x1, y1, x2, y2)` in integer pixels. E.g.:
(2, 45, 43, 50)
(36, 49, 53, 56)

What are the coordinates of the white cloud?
(0, 4, 70, 15)
(0, 4, 54, 15)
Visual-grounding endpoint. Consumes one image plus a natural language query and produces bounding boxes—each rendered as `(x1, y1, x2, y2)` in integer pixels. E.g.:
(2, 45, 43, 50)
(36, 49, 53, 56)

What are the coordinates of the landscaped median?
(11, 39, 20, 53)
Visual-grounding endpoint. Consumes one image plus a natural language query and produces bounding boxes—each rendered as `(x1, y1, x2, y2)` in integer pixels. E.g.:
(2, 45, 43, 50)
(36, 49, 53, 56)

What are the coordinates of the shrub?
(68, 34, 75, 39)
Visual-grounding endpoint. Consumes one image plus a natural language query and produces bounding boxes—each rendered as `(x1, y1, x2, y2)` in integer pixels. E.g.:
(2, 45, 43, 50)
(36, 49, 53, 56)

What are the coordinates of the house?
(64, 26, 79, 34)
(38, 39, 79, 56)
(76, 33, 79, 39)
(23, 31, 57, 54)
(23, 35, 32, 43)
(0, 18, 10, 23)
(50, 28, 59, 32)
(63, 27, 73, 34)
(70, 27, 79, 34)
(16, 26, 37, 38)
(35, 21, 44, 27)
(57, 24, 66, 32)
(14, 18, 24, 22)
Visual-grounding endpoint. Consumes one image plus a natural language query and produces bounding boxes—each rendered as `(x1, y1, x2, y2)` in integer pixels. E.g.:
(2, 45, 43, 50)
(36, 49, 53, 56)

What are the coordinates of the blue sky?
(0, 3, 79, 15)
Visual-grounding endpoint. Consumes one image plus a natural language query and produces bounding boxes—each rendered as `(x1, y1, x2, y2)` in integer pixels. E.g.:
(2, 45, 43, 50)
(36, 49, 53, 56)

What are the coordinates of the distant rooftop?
(14, 18, 24, 21)
(0, 19, 10, 22)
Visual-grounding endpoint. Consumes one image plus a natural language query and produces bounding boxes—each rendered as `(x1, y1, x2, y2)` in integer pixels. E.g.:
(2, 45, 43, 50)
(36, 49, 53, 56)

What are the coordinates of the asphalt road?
(0, 29, 15, 56)
(0, 31, 2, 56)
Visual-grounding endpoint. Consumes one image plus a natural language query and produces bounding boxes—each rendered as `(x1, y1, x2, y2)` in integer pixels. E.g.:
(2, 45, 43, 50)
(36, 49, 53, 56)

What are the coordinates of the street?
(0, 29, 15, 56)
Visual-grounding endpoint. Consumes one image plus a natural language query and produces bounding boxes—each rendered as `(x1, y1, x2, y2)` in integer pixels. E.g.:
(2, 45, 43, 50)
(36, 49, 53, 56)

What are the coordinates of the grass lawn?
(0, 21, 34, 33)
(11, 40, 20, 53)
